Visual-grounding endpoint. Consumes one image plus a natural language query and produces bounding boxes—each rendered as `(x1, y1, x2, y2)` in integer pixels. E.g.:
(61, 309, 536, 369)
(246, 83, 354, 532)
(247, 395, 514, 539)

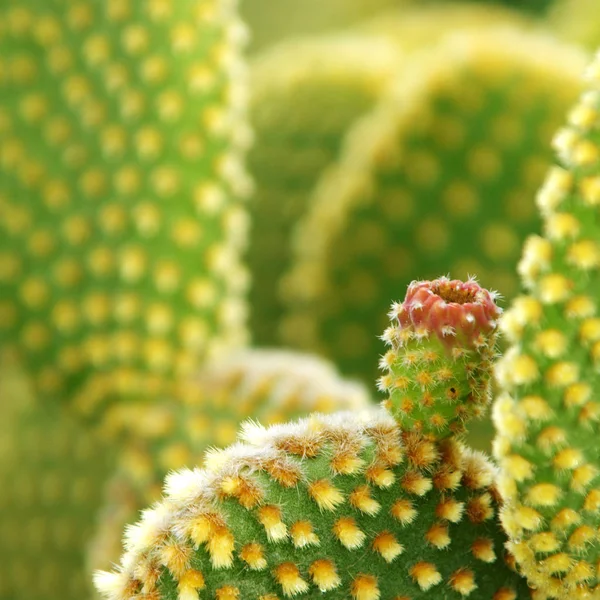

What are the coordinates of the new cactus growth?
(282, 29, 585, 385)
(95, 278, 531, 600)
(0, 0, 251, 418)
(493, 50, 600, 599)
(88, 349, 373, 575)
(247, 34, 401, 345)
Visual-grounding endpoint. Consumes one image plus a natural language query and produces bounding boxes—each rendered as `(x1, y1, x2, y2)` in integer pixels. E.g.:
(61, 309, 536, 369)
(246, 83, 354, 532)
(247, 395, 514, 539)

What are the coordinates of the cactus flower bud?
(380, 277, 501, 438)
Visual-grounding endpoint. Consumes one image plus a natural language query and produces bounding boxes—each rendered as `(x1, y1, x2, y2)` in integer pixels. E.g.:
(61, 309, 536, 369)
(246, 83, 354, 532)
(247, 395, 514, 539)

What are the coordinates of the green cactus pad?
(247, 34, 402, 346)
(493, 50, 600, 599)
(0, 0, 251, 418)
(88, 349, 373, 575)
(94, 409, 530, 600)
(282, 29, 585, 385)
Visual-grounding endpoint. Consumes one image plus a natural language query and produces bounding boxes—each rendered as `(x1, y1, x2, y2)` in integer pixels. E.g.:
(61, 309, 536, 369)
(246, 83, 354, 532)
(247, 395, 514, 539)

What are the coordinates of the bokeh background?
(0, 1, 597, 599)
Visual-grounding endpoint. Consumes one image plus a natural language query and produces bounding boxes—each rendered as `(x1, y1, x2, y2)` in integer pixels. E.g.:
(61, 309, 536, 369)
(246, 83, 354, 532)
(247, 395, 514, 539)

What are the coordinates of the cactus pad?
(494, 49, 600, 599)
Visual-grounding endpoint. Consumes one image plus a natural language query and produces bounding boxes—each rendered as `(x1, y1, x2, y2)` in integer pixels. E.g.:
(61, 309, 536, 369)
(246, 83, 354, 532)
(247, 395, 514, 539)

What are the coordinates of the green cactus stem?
(493, 49, 600, 599)
(247, 33, 402, 346)
(0, 0, 251, 419)
(88, 349, 373, 576)
(380, 277, 501, 438)
(95, 278, 532, 600)
(282, 28, 585, 386)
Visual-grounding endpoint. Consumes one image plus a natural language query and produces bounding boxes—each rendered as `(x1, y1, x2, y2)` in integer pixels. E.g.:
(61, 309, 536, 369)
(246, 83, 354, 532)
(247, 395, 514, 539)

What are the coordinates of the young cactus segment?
(95, 410, 531, 600)
(494, 51, 600, 599)
(0, 0, 251, 418)
(88, 350, 373, 575)
(282, 29, 585, 385)
(248, 34, 402, 345)
(380, 277, 501, 438)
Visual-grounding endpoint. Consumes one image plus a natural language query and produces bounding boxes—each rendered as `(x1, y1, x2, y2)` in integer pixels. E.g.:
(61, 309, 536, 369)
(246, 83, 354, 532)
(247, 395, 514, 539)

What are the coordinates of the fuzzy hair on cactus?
(247, 33, 401, 346)
(281, 28, 585, 385)
(95, 278, 532, 600)
(0, 0, 251, 419)
(88, 349, 373, 576)
(493, 50, 600, 599)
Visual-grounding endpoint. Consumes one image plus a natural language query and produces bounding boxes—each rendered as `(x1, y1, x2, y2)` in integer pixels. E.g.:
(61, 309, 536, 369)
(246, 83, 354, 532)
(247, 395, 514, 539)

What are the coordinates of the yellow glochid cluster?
(494, 49, 600, 600)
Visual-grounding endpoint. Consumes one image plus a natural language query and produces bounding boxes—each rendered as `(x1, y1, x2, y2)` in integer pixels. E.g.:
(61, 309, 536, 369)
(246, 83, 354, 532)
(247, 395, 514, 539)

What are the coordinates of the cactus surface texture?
(88, 349, 373, 575)
(95, 278, 532, 600)
(0, 0, 251, 417)
(248, 34, 401, 345)
(0, 358, 114, 600)
(282, 29, 585, 385)
(494, 49, 600, 599)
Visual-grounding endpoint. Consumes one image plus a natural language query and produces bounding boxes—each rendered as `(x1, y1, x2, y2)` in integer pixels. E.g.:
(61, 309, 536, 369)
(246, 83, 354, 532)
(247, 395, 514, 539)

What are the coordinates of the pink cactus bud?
(396, 277, 501, 349)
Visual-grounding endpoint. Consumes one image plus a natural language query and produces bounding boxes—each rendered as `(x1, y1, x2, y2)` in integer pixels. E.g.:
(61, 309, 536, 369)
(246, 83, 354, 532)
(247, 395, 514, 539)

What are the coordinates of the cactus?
(88, 349, 373, 575)
(0, 356, 114, 600)
(0, 2, 251, 599)
(94, 277, 532, 600)
(548, 0, 600, 50)
(282, 29, 585, 386)
(493, 49, 600, 599)
(247, 34, 402, 345)
(0, 0, 251, 419)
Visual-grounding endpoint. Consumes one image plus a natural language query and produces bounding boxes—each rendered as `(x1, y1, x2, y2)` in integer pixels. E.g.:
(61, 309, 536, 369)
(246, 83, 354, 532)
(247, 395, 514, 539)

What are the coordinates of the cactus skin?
(247, 34, 401, 346)
(0, 357, 114, 600)
(95, 279, 532, 600)
(88, 350, 373, 575)
(0, 0, 251, 418)
(282, 29, 585, 386)
(493, 50, 600, 599)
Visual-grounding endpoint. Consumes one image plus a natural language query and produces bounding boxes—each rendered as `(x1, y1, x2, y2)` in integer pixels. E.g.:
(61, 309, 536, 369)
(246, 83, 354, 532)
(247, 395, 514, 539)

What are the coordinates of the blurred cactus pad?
(96, 278, 532, 600)
(0, 0, 251, 418)
(0, 357, 115, 599)
(247, 33, 402, 345)
(493, 49, 600, 598)
(282, 29, 586, 384)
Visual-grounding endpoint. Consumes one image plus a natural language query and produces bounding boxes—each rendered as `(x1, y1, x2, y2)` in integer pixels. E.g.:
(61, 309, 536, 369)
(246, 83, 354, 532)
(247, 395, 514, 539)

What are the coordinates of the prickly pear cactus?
(0, 356, 114, 600)
(494, 49, 600, 599)
(248, 34, 401, 345)
(88, 349, 373, 575)
(282, 29, 585, 385)
(0, 0, 251, 419)
(95, 278, 532, 600)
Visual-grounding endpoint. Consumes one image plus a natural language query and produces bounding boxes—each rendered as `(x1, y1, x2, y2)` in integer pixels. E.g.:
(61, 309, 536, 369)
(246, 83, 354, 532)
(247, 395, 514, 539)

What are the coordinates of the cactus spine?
(95, 278, 531, 600)
(282, 29, 584, 385)
(494, 49, 600, 599)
